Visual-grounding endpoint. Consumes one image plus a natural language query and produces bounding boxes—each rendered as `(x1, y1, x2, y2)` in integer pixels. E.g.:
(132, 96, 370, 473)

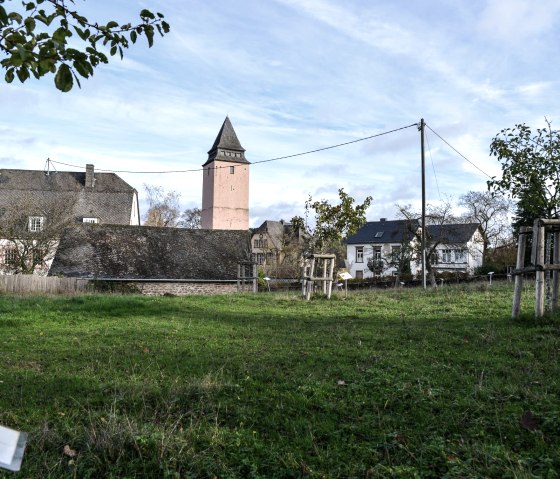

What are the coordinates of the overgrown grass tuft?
(1, 283, 559, 477)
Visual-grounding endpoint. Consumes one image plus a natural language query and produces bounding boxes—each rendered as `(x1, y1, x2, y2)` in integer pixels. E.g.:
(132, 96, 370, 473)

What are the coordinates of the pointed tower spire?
(204, 116, 249, 166)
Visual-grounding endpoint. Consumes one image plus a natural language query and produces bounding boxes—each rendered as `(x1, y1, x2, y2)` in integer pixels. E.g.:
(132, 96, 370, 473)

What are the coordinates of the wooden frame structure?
(237, 261, 257, 293)
(301, 253, 336, 300)
(512, 218, 560, 318)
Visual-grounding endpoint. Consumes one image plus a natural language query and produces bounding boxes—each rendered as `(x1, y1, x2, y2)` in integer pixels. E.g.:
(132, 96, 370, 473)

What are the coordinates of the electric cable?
(48, 122, 419, 174)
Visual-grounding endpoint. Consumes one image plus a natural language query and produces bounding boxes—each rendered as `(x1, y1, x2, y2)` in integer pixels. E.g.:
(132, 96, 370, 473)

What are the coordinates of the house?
(0, 164, 139, 274)
(345, 218, 415, 279)
(251, 220, 304, 278)
(0, 164, 139, 226)
(413, 223, 484, 276)
(345, 218, 484, 279)
(49, 224, 252, 295)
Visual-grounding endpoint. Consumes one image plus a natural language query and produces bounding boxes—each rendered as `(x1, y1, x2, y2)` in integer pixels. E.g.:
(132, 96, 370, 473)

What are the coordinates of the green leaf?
(5, 69, 14, 83)
(106, 20, 118, 29)
(73, 25, 87, 40)
(140, 9, 155, 20)
(25, 2, 36, 11)
(130, 30, 137, 43)
(144, 25, 154, 47)
(16, 67, 29, 83)
(15, 43, 27, 60)
(73, 59, 92, 78)
(54, 63, 73, 92)
(0, 6, 9, 24)
(24, 16, 35, 33)
(8, 11, 23, 24)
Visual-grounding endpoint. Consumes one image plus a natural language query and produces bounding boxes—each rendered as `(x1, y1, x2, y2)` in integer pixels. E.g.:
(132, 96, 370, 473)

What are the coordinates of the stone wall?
(137, 281, 238, 296)
(91, 280, 247, 296)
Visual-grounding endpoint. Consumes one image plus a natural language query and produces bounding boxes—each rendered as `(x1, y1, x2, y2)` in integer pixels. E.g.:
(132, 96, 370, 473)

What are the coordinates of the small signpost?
(339, 271, 353, 298)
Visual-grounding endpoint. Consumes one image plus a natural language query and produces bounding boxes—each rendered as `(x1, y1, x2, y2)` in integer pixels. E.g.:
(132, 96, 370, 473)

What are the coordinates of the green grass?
(0, 283, 559, 478)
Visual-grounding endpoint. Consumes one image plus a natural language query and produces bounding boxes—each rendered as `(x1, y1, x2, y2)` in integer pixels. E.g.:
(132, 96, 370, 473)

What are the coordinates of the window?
(373, 246, 382, 261)
(374, 231, 384, 238)
(4, 248, 16, 265)
(355, 270, 363, 280)
(391, 245, 401, 260)
(28, 216, 44, 232)
(356, 247, 364, 263)
(254, 238, 268, 248)
(454, 249, 466, 263)
(83, 217, 99, 224)
(230, 166, 235, 174)
(254, 253, 265, 264)
(441, 249, 453, 263)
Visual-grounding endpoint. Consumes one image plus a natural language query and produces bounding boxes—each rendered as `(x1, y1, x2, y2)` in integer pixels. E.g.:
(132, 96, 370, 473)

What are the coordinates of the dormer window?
(374, 231, 384, 238)
(28, 216, 44, 232)
(83, 217, 99, 224)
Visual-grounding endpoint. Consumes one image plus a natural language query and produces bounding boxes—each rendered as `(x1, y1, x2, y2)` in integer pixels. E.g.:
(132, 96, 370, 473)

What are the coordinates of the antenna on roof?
(43, 158, 58, 176)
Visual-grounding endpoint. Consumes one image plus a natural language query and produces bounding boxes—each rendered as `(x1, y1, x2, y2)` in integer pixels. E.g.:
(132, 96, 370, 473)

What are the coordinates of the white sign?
(339, 272, 353, 280)
(0, 425, 27, 472)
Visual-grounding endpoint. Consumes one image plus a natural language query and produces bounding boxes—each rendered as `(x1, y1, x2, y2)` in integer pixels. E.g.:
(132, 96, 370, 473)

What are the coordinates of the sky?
(2, 0, 559, 228)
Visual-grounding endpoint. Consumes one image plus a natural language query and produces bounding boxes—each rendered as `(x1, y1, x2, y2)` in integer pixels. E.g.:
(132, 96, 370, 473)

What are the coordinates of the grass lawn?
(0, 282, 559, 478)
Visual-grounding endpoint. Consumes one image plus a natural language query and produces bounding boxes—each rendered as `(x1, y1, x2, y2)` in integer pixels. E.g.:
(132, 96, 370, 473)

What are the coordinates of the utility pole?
(419, 119, 427, 289)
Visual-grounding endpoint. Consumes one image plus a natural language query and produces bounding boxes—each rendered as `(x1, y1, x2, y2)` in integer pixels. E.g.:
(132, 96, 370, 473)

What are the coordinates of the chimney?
(85, 164, 95, 189)
(380, 218, 387, 222)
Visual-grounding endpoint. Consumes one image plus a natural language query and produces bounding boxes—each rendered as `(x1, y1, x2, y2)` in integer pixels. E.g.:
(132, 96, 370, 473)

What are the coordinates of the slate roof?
(345, 219, 417, 244)
(427, 223, 480, 244)
(203, 116, 250, 166)
(252, 220, 294, 238)
(49, 224, 252, 280)
(345, 219, 481, 246)
(0, 167, 137, 225)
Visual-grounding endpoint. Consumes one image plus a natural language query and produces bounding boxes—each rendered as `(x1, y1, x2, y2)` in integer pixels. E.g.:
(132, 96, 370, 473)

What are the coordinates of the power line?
(424, 128, 442, 202)
(425, 123, 494, 179)
(48, 122, 418, 174)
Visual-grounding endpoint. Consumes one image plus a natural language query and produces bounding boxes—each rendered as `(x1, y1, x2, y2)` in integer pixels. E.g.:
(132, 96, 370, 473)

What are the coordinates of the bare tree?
(0, 193, 77, 274)
(143, 184, 182, 227)
(458, 190, 513, 258)
(397, 200, 458, 287)
(178, 207, 201, 229)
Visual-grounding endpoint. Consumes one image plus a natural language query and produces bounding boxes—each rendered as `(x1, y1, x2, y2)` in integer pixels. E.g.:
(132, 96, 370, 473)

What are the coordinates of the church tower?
(201, 117, 250, 230)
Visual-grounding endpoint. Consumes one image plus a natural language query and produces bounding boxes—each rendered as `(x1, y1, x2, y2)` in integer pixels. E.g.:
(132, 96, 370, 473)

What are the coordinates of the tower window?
(230, 166, 235, 174)
(28, 216, 44, 232)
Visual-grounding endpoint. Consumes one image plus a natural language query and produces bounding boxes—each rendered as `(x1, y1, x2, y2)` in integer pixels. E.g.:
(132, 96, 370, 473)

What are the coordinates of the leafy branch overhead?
(0, 0, 170, 91)
(292, 188, 372, 252)
(488, 119, 560, 224)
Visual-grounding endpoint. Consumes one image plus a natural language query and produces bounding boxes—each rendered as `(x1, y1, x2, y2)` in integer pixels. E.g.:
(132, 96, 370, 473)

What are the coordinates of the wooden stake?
(512, 229, 527, 318)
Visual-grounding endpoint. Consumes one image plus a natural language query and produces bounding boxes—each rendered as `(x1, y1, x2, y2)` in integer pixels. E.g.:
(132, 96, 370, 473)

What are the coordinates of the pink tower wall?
(201, 161, 249, 230)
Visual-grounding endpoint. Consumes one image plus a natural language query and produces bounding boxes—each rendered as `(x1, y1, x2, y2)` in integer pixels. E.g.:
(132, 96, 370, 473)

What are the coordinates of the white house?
(345, 218, 484, 279)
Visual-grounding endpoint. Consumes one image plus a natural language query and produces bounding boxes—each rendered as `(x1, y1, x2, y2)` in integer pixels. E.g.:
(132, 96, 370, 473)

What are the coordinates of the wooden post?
(512, 228, 528, 318)
(237, 263, 241, 292)
(535, 220, 546, 318)
(327, 256, 335, 299)
(252, 263, 257, 293)
(553, 231, 560, 311)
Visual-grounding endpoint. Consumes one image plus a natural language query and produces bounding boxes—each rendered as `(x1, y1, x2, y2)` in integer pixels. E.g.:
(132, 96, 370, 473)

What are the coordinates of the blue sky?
(2, 0, 559, 227)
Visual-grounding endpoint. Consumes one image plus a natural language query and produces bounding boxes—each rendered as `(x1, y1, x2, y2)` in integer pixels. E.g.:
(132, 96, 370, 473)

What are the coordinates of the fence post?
(553, 231, 560, 311)
(512, 227, 528, 319)
(535, 220, 546, 318)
